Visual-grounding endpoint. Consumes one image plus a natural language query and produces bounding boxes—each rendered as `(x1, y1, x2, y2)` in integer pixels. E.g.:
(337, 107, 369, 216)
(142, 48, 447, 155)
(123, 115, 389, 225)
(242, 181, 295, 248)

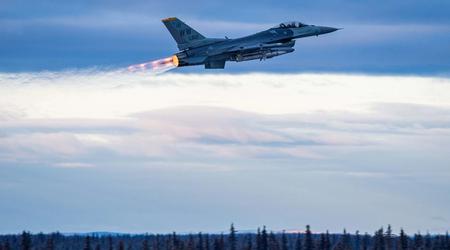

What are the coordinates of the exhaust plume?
(128, 55, 179, 74)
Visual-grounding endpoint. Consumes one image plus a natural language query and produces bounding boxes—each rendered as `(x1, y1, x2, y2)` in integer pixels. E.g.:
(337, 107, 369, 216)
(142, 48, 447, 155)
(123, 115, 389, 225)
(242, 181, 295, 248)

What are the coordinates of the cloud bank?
(0, 71, 449, 233)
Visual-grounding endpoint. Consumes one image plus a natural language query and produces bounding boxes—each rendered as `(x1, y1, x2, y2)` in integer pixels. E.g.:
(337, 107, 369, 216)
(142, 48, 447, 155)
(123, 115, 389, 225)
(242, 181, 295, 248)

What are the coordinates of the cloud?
(1, 71, 450, 173)
(2, 71, 450, 118)
(53, 162, 95, 168)
(1, 71, 450, 233)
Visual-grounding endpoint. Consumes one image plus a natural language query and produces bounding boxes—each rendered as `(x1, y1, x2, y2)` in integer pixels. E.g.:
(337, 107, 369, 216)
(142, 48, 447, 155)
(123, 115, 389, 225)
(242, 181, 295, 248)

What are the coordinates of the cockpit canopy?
(274, 21, 307, 28)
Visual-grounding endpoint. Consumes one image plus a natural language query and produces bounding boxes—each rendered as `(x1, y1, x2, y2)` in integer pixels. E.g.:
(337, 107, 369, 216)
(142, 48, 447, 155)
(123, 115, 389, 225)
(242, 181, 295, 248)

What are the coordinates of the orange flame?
(128, 55, 179, 74)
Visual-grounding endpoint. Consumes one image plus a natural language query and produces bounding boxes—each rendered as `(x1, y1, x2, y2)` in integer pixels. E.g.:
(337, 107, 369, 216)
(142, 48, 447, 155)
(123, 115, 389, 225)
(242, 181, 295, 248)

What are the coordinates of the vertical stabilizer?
(162, 17, 205, 49)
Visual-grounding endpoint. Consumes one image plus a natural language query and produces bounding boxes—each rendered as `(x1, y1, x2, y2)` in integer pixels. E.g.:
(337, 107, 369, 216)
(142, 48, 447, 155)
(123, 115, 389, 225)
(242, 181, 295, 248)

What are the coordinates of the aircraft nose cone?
(318, 26, 339, 35)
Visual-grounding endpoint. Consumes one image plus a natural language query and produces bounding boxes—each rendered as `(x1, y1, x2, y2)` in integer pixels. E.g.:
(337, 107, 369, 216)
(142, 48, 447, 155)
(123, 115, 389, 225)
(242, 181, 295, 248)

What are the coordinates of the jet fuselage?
(161, 18, 339, 69)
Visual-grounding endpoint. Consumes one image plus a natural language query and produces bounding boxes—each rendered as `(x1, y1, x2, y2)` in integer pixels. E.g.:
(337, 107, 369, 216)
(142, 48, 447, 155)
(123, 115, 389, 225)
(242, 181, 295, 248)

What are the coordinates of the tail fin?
(162, 17, 205, 50)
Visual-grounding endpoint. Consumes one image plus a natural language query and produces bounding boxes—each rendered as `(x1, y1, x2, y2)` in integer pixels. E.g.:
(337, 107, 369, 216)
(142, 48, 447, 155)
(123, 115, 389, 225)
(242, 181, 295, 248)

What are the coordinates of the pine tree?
(229, 224, 237, 250)
(245, 235, 253, 250)
(281, 231, 288, 250)
(175, 232, 182, 250)
(155, 235, 162, 250)
(108, 236, 114, 250)
(119, 241, 125, 250)
(187, 235, 195, 250)
(3, 241, 11, 250)
(165, 236, 171, 250)
(425, 233, 432, 250)
(399, 229, 408, 250)
(374, 228, 385, 250)
(143, 238, 150, 250)
(257, 228, 262, 250)
(295, 233, 303, 250)
(37, 232, 45, 246)
(386, 225, 393, 250)
(220, 234, 225, 250)
(84, 236, 92, 250)
(179, 239, 185, 250)
(21, 231, 32, 250)
(268, 232, 280, 250)
(324, 231, 331, 250)
(435, 236, 444, 250)
(362, 233, 370, 250)
(198, 233, 204, 250)
(342, 229, 351, 250)
(414, 232, 423, 250)
(445, 231, 450, 250)
(95, 244, 101, 250)
(261, 226, 268, 250)
(46, 235, 55, 250)
(214, 239, 221, 250)
(205, 234, 210, 250)
(355, 231, 360, 250)
(318, 234, 326, 250)
(304, 225, 314, 250)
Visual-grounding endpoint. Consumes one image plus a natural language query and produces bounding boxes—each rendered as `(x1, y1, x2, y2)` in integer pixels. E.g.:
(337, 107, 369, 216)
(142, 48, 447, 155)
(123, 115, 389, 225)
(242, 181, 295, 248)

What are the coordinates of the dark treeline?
(1, 224, 449, 250)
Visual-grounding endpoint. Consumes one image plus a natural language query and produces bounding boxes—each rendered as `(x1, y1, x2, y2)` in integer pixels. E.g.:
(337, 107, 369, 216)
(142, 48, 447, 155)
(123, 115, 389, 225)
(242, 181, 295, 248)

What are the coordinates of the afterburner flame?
(171, 55, 179, 67)
(128, 55, 179, 74)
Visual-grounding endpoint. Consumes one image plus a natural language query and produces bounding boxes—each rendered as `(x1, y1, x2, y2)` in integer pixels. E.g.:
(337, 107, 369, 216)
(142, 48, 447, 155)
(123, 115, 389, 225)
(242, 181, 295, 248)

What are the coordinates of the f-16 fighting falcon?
(129, 17, 339, 72)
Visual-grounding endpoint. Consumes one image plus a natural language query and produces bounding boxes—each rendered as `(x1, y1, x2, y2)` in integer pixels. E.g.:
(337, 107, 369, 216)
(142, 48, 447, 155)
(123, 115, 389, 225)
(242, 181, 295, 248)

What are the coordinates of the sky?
(1, 0, 450, 74)
(1, 0, 450, 235)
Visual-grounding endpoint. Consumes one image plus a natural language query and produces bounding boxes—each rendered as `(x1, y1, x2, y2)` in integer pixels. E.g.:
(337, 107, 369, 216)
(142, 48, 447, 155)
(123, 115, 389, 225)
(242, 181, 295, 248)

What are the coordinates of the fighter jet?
(130, 18, 339, 71)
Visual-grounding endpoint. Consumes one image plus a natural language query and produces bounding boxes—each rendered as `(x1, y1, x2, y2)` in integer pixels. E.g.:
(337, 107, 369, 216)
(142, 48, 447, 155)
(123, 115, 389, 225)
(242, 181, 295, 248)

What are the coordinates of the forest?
(0, 225, 449, 250)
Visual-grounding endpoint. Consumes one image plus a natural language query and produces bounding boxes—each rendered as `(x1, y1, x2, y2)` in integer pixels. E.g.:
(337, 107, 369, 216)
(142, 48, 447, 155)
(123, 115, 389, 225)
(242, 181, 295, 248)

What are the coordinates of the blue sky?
(1, 0, 450, 235)
(1, 0, 450, 74)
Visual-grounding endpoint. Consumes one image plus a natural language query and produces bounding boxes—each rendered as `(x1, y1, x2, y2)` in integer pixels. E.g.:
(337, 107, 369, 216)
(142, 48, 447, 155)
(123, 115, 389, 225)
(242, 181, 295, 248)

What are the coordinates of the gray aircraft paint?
(162, 18, 339, 69)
